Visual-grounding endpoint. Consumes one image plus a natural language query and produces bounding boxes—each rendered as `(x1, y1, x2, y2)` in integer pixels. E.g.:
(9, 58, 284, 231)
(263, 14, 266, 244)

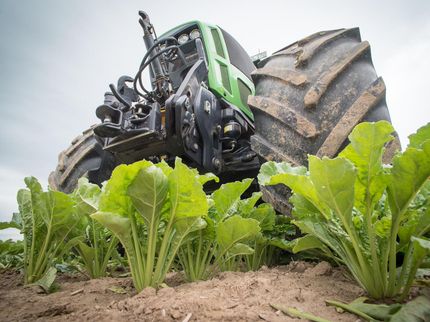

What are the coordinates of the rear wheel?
(248, 28, 400, 214)
(49, 127, 116, 193)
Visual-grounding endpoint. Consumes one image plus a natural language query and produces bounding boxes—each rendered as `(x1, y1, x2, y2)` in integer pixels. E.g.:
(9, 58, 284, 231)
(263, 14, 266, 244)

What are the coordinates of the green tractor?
(49, 11, 398, 213)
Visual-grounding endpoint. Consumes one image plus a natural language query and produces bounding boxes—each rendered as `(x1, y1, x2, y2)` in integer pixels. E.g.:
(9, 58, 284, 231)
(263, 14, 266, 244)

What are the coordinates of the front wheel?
(49, 127, 116, 193)
(248, 28, 400, 214)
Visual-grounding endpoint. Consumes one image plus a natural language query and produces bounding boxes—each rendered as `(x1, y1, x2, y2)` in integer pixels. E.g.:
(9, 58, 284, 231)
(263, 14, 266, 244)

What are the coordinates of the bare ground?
(0, 261, 364, 321)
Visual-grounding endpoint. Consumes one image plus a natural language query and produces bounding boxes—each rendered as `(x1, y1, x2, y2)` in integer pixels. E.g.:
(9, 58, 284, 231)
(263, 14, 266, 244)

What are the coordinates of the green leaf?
(308, 156, 356, 224)
(266, 166, 331, 219)
(0, 221, 20, 230)
(387, 141, 430, 294)
(216, 215, 261, 252)
(398, 237, 430, 294)
(11, 212, 22, 229)
(73, 178, 101, 214)
(76, 241, 95, 267)
(237, 192, 262, 215)
(127, 165, 168, 226)
(17, 189, 35, 263)
(91, 212, 133, 252)
(271, 215, 296, 238)
(47, 191, 77, 234)
(168, 158, 208, 220)
(291, 235, 327, 254)
(343, 121, 394, 155)
(398, 180, 430, 250)
(326, 298, 401, 321)
(98, 160, 153, 216)
(205, 215, 216, 237)
(374, 216, 392, 239)
(412, 236, 430, 260)
(0, 213, 22, 232)
(408, 122, 430, 149)
(187, 166, 218, 186)
(0, 239, 23, 269)
(289, 194, 321, 219)
(58, 235, 85, 259)
(291, 218, 347, 260)
(388, 141, 430, 220)
(399, 208, 430, 251)
(227, 243, 254, 257)
(154, 159, 174, 176)
(197, 172, 219, 185)
(212, 179, 253, 219)
(339, 121, 393, 213)
(174, 216, 207, 238)
(24, 177, 55, 227)
(268, 237, 293, 251)
(349, 297, 401, 320)
(244, 203, 276, 232)
(0, 239, 23, 254)
(258, 161, 306, 185)
(390, 295, 430, 322)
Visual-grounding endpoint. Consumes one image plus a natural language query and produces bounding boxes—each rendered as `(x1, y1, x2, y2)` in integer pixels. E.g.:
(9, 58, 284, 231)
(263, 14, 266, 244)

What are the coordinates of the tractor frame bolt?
(212, 157, 221, 169)
(204, 100, 211, 113)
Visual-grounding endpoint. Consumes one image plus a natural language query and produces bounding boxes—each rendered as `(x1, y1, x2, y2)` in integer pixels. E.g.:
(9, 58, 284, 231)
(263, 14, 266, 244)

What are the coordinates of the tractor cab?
(157, 21, 256, 120)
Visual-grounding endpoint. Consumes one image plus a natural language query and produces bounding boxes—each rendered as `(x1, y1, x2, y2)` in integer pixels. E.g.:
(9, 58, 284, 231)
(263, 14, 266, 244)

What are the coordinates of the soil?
(0, 261, 364, 321)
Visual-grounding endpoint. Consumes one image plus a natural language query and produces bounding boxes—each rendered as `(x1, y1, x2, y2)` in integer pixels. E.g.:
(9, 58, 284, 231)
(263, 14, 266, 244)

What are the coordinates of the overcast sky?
(1, 0, 429, 240)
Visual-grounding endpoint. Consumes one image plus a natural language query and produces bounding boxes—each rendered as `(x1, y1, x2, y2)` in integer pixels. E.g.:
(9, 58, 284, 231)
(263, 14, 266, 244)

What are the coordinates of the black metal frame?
(92, 11, 260, 176)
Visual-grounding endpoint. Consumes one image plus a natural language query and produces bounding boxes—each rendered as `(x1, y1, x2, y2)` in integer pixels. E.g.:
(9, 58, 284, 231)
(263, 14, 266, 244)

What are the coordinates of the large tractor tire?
(49, 127, 116, 193)
(248, 28, 400, 214)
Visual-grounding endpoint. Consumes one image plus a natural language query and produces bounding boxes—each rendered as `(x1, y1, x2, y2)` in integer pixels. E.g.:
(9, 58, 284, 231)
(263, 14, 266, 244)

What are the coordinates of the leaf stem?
(325, 300, 377, 321)
(271, 303, 332, 322)
(130, 217, 145, 290)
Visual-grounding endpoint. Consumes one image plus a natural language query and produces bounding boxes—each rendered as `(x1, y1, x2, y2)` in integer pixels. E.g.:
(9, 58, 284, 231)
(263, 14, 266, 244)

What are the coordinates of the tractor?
(49, 11, 398, 214)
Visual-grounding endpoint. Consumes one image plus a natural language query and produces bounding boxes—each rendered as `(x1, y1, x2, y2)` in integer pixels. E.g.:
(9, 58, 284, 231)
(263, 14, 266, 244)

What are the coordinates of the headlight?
(178, 33, 189, 45)
(189, 29, 201, 40)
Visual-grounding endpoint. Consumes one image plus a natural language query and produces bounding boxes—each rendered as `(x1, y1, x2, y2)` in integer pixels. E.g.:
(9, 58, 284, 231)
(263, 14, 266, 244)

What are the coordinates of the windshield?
(220, 28, 255, 81)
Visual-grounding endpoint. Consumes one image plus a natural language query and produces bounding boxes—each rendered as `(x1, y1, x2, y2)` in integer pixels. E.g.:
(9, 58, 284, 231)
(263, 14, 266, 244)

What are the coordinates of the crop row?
(1, 121, 429, 310)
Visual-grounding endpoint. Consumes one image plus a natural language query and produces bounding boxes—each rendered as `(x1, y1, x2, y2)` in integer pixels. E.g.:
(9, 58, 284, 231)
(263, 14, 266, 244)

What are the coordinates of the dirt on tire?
(48, 127, 116, 193)
(0, 262, 363, 321)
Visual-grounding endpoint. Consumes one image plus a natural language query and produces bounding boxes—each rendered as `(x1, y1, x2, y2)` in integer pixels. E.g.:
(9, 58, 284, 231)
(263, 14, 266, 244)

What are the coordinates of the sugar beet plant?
(91, 158, 213, 291)
(0, 239, 23, 269)
(212, 182, 293, 272)
(0, 177, 122, 284)
(259, 121, 430, 299)
(0, 215, 24, 269)
(178, 178, 292, 281)
(0, 177, 81, 284)
(70, 178, 119, 278)
(178, 179, 261, 281)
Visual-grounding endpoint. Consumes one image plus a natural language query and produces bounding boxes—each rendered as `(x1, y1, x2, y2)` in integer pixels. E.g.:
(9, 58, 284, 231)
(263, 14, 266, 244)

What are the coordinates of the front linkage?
(93, 11, 259, 178)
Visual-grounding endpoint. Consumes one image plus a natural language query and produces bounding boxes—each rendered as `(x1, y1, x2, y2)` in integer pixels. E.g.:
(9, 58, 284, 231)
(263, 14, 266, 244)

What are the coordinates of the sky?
(1, 0, 429, 240)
